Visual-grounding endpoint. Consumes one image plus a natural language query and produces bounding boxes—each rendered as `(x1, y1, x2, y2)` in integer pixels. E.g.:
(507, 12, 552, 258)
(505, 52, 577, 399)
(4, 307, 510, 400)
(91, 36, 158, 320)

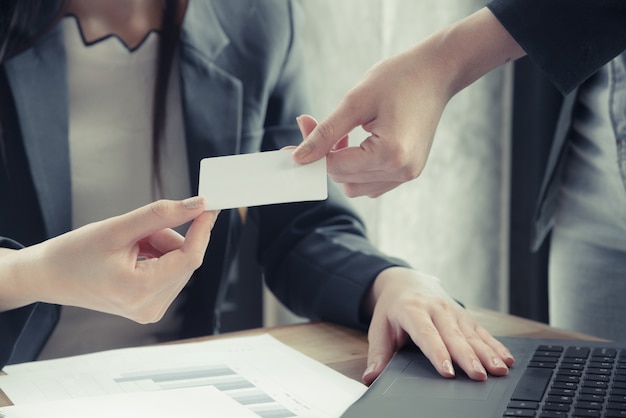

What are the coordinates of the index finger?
(292, 103, 370, 164)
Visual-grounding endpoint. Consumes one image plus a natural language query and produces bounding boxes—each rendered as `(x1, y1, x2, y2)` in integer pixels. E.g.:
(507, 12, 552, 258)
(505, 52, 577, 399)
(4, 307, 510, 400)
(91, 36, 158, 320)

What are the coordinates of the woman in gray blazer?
(0, 0, 513, 384)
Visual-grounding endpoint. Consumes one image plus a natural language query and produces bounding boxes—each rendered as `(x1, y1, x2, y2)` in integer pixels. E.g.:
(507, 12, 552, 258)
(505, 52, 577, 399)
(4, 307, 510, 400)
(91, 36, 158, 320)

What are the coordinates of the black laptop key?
(586, 373, 610, 382)
(543, 402, 569, 412)
(607, 401, 626, 410)
(549, 388, 575, 397)
(529, 361, 557, 369)
(564, 346, 590, 359)
(583, 380, 609, 389)
(606, 411, 626, 418)
(592, 347, 618, 358)
(511, 367, 553, 402)
(578, 393, 605, 403)
(538, 345, 564, 353)
(546, 395, 573, 404)
(618, 381, 626, 390)
(503, 409, 536, 416)
(557, 368, 582, 377)
(575, 400, 603, 410)
(536, 350, 563, 358)
(539, 412, 568, 417)
(590, 361, 614, 368)
(559, 362, 585, 371)
(588, 367, 612, 374)
(555, 374, 580, 383)
(580, 386, 607, 396)
(507, 400, 539, 410)
(552, 381, 577, 390)
(571, 409, 602, 417)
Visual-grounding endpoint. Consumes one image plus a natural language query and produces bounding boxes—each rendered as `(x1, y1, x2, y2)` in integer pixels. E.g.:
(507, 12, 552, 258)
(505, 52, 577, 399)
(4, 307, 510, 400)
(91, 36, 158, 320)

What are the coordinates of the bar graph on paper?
(0, 335, 365, 418)
(112, 363, 295, 417)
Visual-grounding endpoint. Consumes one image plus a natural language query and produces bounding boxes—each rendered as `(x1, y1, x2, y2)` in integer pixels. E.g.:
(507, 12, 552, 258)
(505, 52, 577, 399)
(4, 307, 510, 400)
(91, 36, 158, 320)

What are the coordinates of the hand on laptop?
(0, 198, 218, 323)
(362, 267, 515, 384)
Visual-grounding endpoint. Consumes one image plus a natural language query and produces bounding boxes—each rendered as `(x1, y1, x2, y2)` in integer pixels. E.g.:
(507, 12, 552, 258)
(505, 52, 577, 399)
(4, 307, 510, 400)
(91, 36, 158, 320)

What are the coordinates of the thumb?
(292, 108, 358, 164)
(363, 318, 396, 386)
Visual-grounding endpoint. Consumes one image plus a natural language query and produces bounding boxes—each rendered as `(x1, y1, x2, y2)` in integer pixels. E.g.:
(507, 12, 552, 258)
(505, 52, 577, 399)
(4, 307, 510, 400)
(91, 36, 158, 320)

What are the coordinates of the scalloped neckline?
(64, 13, 160, 52)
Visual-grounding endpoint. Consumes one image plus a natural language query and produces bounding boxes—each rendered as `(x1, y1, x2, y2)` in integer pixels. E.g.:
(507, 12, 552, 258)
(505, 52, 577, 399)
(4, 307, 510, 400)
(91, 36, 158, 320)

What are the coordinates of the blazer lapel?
(178, 0, 243, 195)
(3, 1, 243, 236)
(4, 25, 71, 238)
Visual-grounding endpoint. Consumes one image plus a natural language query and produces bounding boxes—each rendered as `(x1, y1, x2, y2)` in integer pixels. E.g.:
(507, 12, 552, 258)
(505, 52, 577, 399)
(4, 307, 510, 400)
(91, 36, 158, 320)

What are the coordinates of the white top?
(39, 16, 191, 359)
(64, 16, 191, 228)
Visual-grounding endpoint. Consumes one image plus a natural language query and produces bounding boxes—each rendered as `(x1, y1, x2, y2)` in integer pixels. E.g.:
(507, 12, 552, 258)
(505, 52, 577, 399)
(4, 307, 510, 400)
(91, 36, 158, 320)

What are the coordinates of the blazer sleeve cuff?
(487, 0, 626, 95)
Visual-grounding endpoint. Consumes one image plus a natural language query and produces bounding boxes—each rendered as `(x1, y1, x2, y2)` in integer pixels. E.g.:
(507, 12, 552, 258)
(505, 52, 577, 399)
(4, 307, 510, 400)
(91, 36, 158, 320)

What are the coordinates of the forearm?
(413, 7, 526, 99)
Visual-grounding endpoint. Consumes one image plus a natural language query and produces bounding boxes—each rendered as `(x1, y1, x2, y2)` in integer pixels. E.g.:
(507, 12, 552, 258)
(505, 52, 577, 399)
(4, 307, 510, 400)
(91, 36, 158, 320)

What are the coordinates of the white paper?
(0, 386, 256, 418)
(0, 334, 365, 418)
(198, 150, 327, 210)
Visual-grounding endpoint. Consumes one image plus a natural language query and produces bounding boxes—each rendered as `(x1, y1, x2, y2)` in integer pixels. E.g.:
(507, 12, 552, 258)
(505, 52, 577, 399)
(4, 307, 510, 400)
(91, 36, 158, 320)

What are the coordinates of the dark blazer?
(487, 0, 626, 251)
(0, 0, 406, 367)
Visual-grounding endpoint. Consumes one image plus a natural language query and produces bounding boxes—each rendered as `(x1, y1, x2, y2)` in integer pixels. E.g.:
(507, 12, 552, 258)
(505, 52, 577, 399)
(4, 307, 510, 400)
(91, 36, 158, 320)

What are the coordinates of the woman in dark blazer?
(293, 0, 626, 340)
(0, 0, 513, 383)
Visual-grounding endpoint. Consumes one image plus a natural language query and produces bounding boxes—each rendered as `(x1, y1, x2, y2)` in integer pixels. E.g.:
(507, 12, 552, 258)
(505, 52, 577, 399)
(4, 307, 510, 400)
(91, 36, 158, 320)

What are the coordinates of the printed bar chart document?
(0, 334, 365, 418)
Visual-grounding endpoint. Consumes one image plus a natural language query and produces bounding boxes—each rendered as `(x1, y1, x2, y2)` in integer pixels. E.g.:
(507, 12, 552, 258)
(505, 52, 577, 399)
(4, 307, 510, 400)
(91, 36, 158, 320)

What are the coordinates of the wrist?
(364, 267, 416, 315)
(0, 247, 40, 311)
(420, 7, 525, 98)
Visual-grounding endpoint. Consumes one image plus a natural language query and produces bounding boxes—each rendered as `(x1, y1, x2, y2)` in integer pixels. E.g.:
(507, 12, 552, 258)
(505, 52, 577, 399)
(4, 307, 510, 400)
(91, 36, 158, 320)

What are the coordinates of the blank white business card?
(198, 150, 327, 210)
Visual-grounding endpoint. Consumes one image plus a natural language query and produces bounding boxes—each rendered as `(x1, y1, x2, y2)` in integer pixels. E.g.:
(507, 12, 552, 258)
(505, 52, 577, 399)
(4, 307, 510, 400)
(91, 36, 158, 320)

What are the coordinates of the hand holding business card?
(198, 150, 327, 211)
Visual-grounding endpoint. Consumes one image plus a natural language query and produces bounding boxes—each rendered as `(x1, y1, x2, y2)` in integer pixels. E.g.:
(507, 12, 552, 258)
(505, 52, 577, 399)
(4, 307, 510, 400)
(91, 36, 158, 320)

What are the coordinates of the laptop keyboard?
(504, 344, 626, 417)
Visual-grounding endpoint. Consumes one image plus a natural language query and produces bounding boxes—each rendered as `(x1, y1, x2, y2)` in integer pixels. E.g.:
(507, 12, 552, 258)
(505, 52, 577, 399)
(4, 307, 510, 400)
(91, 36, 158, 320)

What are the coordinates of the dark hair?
(0, 0, 182, 197)
(153, 0, 182, 196)
(0, 1, 64, 61)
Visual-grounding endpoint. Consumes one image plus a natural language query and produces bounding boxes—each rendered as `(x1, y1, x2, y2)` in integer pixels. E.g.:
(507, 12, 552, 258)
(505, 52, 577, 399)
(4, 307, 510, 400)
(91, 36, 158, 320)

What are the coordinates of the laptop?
(341, 336, 626, 417)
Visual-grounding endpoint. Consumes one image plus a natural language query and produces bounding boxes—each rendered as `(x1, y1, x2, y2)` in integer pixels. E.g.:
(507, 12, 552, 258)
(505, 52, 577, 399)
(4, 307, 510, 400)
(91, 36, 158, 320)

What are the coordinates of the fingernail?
(362, 362, 379, 384)
(364, 362, 377, 376)
(293, 141, 312, 159)
(442, 359, 455, 377)
(501, 349, 515, 364)
(492, 357, 507, 369)
(473, 359, 487, 377)
(183, 196, 205, 210)
(296, 115, 305, 133)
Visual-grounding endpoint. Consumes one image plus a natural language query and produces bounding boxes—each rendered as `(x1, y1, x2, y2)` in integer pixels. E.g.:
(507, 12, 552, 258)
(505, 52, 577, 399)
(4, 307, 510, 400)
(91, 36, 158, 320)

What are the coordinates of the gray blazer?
(0, 0, 406, 367)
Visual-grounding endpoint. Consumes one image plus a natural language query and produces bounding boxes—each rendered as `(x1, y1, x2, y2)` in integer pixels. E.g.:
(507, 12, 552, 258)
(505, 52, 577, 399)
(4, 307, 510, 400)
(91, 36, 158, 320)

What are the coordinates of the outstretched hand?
(292, 7, 525, 198)
(3, 197, 218, 323)
(292, 44, 450, 197)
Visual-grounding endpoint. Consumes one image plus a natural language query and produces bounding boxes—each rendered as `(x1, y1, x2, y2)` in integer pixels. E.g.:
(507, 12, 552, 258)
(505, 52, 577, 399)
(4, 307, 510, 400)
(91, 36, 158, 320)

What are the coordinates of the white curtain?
(264, 0, 513, 326)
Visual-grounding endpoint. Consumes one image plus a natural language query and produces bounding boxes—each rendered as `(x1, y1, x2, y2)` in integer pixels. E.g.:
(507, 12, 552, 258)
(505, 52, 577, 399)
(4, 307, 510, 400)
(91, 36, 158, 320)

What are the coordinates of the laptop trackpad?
(384, 357, 499, 400)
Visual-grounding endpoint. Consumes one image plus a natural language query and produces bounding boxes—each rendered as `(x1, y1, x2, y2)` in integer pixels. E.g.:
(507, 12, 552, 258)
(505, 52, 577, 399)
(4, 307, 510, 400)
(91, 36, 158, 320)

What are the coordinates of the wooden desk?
(0, 306, 606, 407)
